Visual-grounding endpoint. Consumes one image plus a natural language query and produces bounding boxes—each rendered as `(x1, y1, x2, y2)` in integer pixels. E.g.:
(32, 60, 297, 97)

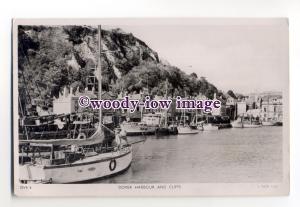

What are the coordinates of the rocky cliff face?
(63, 26, 160, 78)
(18, 25, 220, 109)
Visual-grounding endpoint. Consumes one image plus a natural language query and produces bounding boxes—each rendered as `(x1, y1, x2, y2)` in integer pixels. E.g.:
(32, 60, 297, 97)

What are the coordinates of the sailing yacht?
(202, 123, 219, 131)
(155, 79, 178, 135)
(177, 95, 199, 135)
(177, 125, 199, 134)
(201, 115, 219, 131)
(18, 26, 132, 184)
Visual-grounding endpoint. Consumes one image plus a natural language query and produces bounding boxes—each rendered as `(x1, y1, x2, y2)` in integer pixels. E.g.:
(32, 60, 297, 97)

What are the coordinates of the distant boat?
(177, 125, 199, 134)
(202, 123, 219, 131)
(177, 95, 199, 135)
(189, 109, 205, 131)
(232, 115, 262, 128)
(120, 121, 157, 136)
(168, 123, 179, 134)
(232, 121, 261, 128)
(274, 121, 283, 126)
(152, 79, 178, 136)
(200, 115, 222, 131)
(120, 113, 161, 136)
(261, 116, 284, 126)
(261, 121, 276, 126)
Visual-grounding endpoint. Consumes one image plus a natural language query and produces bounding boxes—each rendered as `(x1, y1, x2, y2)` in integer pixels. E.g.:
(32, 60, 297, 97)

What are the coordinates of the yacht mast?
(164, 79, 168, 127)
(183, 91, 186, 126)
(98, 25, 102, 132)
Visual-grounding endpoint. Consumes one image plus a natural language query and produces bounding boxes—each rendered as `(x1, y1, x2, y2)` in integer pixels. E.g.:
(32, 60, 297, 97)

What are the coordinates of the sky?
(103, 20, 288, 94)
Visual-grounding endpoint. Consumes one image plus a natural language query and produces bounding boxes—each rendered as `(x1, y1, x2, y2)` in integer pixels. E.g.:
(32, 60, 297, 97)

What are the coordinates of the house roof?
(261, 94, 282, 102)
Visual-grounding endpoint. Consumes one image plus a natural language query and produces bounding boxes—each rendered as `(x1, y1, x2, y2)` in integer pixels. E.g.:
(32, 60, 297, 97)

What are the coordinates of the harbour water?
(96, 127, 282, 183)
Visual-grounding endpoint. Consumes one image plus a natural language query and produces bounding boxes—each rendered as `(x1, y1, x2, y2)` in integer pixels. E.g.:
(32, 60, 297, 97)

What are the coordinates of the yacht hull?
(177, 126, 199, 134)
(120, 123, 157, 136)
(19, 148, 132, 183)
(232, 122, 262, 128)
(203, 124, 219, 131)
(261, 121, 276, 126)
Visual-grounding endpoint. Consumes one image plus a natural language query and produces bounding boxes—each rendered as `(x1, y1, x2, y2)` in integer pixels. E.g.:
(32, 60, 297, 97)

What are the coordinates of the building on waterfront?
(236, 101, 247, 116)
(224, 93, 238, 120)
(234, 91, 283, 122)
(260, 94, 283, 122)
(53, 86, 97, 115)
(226, 96, 238, 106)
(211, 93, 227, 116)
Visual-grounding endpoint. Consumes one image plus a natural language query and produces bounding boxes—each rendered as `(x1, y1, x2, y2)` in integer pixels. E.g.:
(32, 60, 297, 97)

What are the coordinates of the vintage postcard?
(13, 18, 289, 196)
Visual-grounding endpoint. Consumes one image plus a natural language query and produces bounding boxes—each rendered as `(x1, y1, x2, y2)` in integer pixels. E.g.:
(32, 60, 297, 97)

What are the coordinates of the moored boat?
(120, 121, 157, 136)
(177, 125, 199, 134)
(19, 130, 132, 183)
(261, 121, 276, 126)
(261, 117, 279, 126)
(232, 115, 262, 128)
(19, 114, 96, 140)
(202, 123, 219, 131)
(120, 112, 162, 136)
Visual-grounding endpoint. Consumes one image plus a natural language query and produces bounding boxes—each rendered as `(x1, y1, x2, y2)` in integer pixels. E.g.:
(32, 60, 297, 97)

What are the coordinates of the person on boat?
(112, 128, 122, 150)
(119, 128, 127, 138)
(112, 128, 128, 150)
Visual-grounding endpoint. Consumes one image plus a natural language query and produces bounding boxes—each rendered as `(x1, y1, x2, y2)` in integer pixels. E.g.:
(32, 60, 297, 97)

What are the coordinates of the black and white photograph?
(13, 18, 289, 196)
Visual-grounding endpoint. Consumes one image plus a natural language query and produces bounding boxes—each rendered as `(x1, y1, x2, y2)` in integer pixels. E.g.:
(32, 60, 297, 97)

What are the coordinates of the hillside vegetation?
(18, 26, 222, 108)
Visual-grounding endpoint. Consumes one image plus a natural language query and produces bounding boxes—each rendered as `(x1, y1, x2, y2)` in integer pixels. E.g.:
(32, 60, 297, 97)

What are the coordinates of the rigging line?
(20, 70, 31, 107)
(18, 94, 29, 140)
(20, 36, 44, 107)
(101, 123, 115, 135)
